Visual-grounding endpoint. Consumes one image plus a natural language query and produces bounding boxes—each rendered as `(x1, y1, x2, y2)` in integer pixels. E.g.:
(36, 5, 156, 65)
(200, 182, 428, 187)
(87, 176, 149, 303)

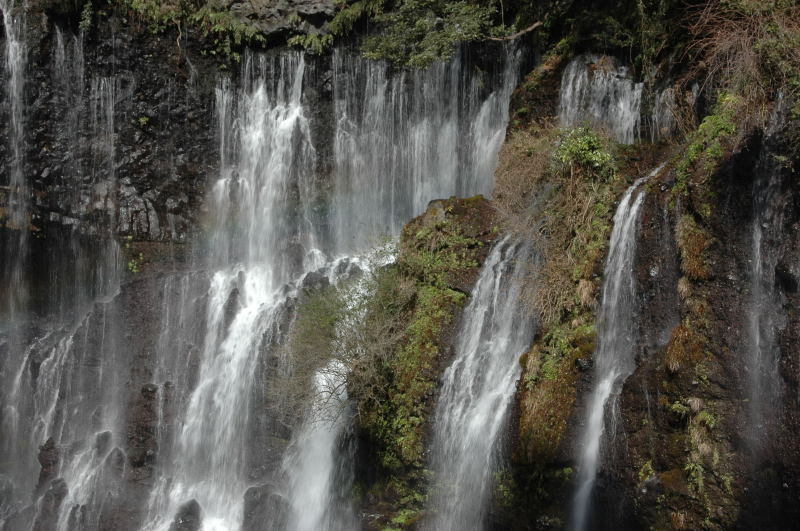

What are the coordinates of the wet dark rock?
(169, 499, 202, 531)
(228, 0, 336, 36)
(775, 261, 799, 294)
(300, 270, 329, 293)
(242, 484, 289, 531)
(106, 447, 127, 477)
(35, 437, 59, 496)
(575, 357, 592, 371)
(31, 478, 67, 531)
(94, 430, 112, 455)
(222, 286, 241, 331)
(126, 384, 159, 470)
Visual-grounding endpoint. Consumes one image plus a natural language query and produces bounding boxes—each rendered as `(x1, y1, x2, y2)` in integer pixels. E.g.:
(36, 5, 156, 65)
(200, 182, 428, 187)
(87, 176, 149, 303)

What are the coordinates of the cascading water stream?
(559, 55, 676, 144)
(1, 36, 520, 528)
(570, 171, 657, 531)
(0, 2, 28, 412)
(143, 53, 319, 530)
(141, 46, 521, 531)
(0, 1, 28, 512)
(744, 101, 789, 455)
(0, 23, 124, 530)
(559, 55, 643, 145)
(331, 47, 520, 252)
(425, 237, 535, 530)
(281, 360, 356, 531)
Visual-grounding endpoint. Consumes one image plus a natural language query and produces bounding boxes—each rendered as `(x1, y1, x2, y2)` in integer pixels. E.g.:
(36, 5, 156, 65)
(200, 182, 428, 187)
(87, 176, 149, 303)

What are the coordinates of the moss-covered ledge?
(354, 195, 498, 530)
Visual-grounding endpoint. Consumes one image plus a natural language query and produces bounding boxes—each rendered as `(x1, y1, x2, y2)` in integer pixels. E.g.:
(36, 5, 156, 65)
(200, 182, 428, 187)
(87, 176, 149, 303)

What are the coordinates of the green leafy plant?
(555, 127, 616, 178)
(80, 1, 93, 32)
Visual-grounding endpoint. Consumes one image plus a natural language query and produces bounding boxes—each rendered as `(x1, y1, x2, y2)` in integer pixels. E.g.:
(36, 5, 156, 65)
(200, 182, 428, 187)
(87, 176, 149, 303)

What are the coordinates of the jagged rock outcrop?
(227, 0, 335, 35)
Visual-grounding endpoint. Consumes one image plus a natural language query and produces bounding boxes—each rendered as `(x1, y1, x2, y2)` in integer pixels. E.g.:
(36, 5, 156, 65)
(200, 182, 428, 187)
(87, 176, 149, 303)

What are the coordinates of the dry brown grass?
(687, 0, 800, 134)
(670, 510, 688, 530)
(676, 214, 712, 281)
(494, 128, 557, 239)
(677, 276, 692, 300)
(664, 322, 705, 373)
(494, 126, 615, 326)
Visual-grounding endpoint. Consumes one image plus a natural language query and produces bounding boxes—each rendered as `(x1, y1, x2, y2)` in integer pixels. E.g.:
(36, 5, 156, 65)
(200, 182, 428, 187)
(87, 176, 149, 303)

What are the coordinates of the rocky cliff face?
(2, 2, 799, 530)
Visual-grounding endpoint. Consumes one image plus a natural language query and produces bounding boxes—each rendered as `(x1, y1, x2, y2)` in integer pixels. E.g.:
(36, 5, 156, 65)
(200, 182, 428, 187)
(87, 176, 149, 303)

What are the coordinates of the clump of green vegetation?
(639, 460, 656, 483)
(361, 1, 498, 68)
(555, 126, 616, 178)
(79, 1, 93, 32)
(289, 0, 528, 66)
(111, 0, 266, 62)
(684, 461, 705, 494)
(696, 410, 717, 430)
(189, 3, 267, 62)
(669, 400, 691, 419)
(492, 469, 517, 511)
(288, 0, 383, 56)
(673, 95, 738, 220)
(123, 235, 144, 273)
(127, 253, 143, 273)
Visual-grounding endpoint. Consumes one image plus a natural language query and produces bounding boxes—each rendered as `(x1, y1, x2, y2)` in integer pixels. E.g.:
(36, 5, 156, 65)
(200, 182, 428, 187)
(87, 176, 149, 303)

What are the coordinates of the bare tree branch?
(486, 21, 543, 42)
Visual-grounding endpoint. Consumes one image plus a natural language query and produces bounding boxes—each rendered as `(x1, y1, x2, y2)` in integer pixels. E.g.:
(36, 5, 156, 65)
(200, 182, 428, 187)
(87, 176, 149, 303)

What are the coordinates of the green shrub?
(555, 127, 615, 178)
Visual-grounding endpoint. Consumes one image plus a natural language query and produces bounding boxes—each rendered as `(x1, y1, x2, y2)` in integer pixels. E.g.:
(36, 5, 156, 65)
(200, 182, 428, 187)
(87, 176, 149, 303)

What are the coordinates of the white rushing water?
(745, 101, 789, 454)
(0, 0, 28, 491)
(559, 54, 643, 144)
(559, 55, 676, 145)
(571, 171, 656, 531)
(141, 46, 521, 531)
(426, 237, 535, 530)
(282, 360, 356, 531)
(143, 53, 317, 530)
(0, 0, 28, 347)
(330, 47, 520, 253)
(1, 34, 520, 527)
(1, 23, 125, 530)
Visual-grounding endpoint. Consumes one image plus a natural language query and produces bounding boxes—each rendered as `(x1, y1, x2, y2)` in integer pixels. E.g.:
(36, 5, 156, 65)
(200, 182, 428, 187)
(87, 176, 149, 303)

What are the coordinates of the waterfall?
(0, 20, 125, 529)
(0, 1, 28, 506)
(0, 0, 28, 377)
(425, 238, 535, 530)
(2, 36, 520, 528)
(142, 52, 318, 530)
(559, 55, 643, 144)
(330, 47, 520, 253)
(140, 47, 520, 530)
(648, 87, 676, 143)
(558, 55, 676, 145)
(282, 361, 356, 531)
(745, 103, 789, 454)
(571, 171, 656, 531)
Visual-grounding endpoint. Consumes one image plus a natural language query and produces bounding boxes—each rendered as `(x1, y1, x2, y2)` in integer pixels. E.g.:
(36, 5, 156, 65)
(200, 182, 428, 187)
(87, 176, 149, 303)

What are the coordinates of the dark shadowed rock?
(228, 0, 335, 35)
(169, 499, 202, 531)
(127, 384, 159, 471)
(242, 484, 289, 531)
(94, 430, 112, 456)
(31, 478, 67, 531)
(35, 437, 59, 496)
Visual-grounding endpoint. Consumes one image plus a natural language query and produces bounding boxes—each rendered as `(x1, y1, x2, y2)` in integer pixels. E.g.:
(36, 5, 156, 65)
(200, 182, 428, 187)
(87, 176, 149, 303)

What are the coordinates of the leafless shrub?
(687, 0, 800, 133)
(268, 251, 414, 426)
